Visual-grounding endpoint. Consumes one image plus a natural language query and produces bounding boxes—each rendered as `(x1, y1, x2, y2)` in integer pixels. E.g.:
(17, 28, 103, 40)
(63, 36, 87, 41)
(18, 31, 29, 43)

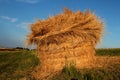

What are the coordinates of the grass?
(51, 64, 120, 80)
(96, 48, 120, 56)
(0, 50, 39, 80)
(0, 48, 120, 80)
(51, 64, 82, 80)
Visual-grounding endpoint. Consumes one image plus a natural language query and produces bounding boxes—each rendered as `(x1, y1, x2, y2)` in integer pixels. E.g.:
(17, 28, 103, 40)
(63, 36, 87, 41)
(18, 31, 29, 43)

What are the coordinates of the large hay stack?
(26, 8, 103, 79)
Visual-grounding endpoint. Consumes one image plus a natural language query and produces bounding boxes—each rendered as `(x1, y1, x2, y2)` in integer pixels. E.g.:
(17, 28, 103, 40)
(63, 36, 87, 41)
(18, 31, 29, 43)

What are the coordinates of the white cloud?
(16, 0, 41, 4)
(0, 16, 18, 22)
(17, 22, 31, 31)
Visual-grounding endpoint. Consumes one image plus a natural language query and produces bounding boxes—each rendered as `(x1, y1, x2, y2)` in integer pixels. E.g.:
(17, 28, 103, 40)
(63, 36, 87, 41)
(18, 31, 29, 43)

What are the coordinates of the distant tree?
(15, 47, 23, 49)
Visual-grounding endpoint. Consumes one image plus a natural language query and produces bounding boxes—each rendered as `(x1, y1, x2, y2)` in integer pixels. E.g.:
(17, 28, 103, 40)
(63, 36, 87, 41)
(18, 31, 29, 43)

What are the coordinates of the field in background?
(0, 48, 120, 80)
(96, 48, 120, 56)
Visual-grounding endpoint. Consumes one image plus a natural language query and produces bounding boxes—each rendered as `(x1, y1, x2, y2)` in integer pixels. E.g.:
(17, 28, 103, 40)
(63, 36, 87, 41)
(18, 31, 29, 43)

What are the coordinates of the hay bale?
(26, 8, 103, 80)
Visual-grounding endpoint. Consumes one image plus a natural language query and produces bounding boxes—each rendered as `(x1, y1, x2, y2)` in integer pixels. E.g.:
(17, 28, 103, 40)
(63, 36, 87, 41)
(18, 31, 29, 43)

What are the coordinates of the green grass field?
(0, 50, 39, 80)
(96, 48, 120, 56)
(0, 48, 120, 80)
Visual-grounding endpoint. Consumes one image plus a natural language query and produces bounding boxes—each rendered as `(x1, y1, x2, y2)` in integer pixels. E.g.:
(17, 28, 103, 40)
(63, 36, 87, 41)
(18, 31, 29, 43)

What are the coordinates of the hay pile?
(26, 8, 103, 79)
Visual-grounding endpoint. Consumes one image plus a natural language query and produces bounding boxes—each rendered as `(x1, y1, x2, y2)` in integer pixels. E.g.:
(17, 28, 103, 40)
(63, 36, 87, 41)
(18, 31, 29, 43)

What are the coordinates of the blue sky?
(0, 0, 120, 48)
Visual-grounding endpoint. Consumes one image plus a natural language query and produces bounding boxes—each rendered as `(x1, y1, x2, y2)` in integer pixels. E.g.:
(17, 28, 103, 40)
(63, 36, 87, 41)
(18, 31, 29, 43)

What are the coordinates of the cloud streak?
(16, 22, 31, 31)
(16, 0, 41, 4)
(0, 16, 18, 22)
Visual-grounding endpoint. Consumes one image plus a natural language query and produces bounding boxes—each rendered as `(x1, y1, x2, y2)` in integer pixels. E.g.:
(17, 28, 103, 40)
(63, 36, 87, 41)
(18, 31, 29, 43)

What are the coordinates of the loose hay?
(26, 8, 103, 80)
